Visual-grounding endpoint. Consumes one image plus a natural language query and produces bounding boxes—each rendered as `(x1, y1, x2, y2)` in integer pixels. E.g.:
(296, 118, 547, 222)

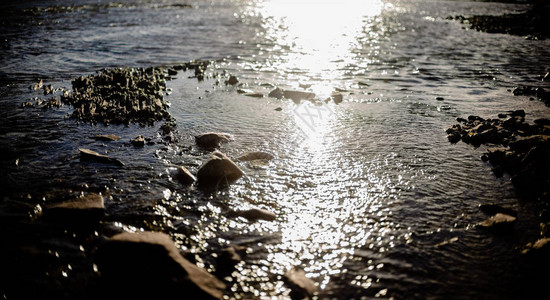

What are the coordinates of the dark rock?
(43, 193, 104, 223)
(283, 90, 316, 101)
(244, 92, 264, 98)
(477, 213, 517, 232)
(225, 75, 238, 86)
(332, 93, 343, 104)
(284, 268, 317, 300)
(274, 107, 283, 111)
(214, 246, 246, 277)
(29, 79, 43, 90)
(174, 166, 196, 185)
(534, 118, 550, 126)
(436, 97, 444, 101)
(79, 148, 124, 166)
(235, 151, 274, 162)
(195, 132, 232, 149)
(20, 101, 34, 108)
(95, 231, 225, 299)
(92, 134, 121, 141)
(131, 135, 145, 147)
(197, 151, 244, 188)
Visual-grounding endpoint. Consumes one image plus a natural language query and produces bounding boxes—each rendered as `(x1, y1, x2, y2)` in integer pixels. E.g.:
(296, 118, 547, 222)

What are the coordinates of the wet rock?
(284, 268, 317, 300)
(43, 193, 104, 223)
(477, 213, 517, 232)
(244, 92, 264, 98)
(196, 151, 244, 188)
(436, 96, 445, 101)
(61, 67, 172, 125)
(234, 208, 276, 222)
(268, 87, 284, 99)
(283, 90, 316, 101)
(43, 84, 53, 95)
(434, 237, 459, 248)
(174, 166, 196, 185)
(225, 75, 238, 86)
(331, 93, 343, 104)
(237, 88, 253, 94)
(274, 107, 283, 111)
(95, 231, 225, 299)
(29, 79, 43, 90)
(131, 135, 145, 147)
(79, 148, 124, 166)
(236, 151, 274, 162)
(522, 237, 550, 256)
(92, 134, 121, 141)
(195, 132, 232, 149)
(20, 101, 34, 108)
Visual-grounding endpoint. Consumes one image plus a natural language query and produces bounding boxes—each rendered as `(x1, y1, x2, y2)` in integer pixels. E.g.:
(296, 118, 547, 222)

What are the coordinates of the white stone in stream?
(197, 151, 244, 187)
(95, 231, 225, 299)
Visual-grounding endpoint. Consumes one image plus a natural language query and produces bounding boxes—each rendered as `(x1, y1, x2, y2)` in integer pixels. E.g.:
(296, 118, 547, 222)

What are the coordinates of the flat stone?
(477, 213, 517, 232)
(236, 151, 274, 162)
(235, 208, 276, 222)
(95, 231, 225, 299)
(92, 134, 121, 141)
(79, 148, 124, 166)
(283, 90, 316, 101)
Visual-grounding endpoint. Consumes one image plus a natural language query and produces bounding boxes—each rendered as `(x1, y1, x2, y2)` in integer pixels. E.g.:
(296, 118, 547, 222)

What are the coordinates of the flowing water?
(1, 0, 550, 299)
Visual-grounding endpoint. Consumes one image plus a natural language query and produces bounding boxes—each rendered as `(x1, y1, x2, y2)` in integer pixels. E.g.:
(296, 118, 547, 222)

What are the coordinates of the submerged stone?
(235, 151, 274, 162)
(95, 231, 225, 299)
(79, 148, 124, 166)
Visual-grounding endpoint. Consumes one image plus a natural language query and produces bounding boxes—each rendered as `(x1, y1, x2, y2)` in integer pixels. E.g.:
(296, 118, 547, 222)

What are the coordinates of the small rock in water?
(477, 213, 517, 232)
(237, 88, 254, 94)
(197, 151, 244, 188)
(92, 134, 121, 141)
(236, 151, 274, 162)
(214, 246, 246, 277)
(284, 268, 317, 299)
(43, 84, 53, 95)
(274, 107, 283, 111)
(235, 208, 276, 222)
(436, 96, 445, 101)
(79, 148, 124, 166)
(95, 231, 225, 299)
(195, 132, 232, 149)
(283, 90, 316, 101)
(478, 204, 517, 217)
(331, 93, 343, 104)
(131, 135, 145, 147)
(174, 166, 196, 185)
(225, 75, 239, 86)
(29, 79, 43, 90)
(244, 92, 264, 98)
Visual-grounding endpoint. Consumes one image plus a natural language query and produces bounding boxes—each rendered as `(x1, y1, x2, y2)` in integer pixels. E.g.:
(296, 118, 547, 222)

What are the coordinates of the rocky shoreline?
(446, 110, 550, 255)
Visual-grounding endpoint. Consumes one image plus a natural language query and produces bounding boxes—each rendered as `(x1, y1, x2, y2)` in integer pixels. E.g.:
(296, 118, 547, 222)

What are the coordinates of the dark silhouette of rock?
(95, 231, 225, 299)
(477, 213, 517, 232)
(197, 151, 244, 188)
(174, 166, 196, 185)
(268, 87, 284, 99)
(234, 208, 276, 222)
(131, 135, 145, 147)
(284, 268, 317, 300)
(43, 193, 104, 223)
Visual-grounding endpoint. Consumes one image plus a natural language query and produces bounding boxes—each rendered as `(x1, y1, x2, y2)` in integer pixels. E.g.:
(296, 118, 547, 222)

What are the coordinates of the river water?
(1, 0, 550, 299)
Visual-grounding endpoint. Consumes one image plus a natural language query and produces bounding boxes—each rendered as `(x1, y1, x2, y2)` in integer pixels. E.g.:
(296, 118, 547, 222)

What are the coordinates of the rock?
(225, 75, 238, 86)
(284, 268, 317, 299)
(95, 231, 225, 299)
(244, 92, 264, 98)
(534, 118, 550, 126)
(131, 135, 145, 147)
(196, 151, 244, 187)
(237, 88, 253, 94)
(195, 132, 232, 149)
(79, 148, 124, 166)
(436, 96, 445, 101)
(29, 79, 43, 90)
(274, 107, 283, 111)
(43, 84, 53, 95)
(522, 237, 550, 256)
(92, 134, 121, 141)
(331, 93, 343, 104)
(43, 193, 104, 223)
(21, 101, 34, 108)
(477, 213, 517, 232)
(214, 246, 246, 277)
(434, 237, 459, 248)
(235, 151, 274, 162)
(268, 88, 284, 99)
(283, 90, 316, 101)
(234, 208, 276, 222)
(174, 166, 196, 185)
